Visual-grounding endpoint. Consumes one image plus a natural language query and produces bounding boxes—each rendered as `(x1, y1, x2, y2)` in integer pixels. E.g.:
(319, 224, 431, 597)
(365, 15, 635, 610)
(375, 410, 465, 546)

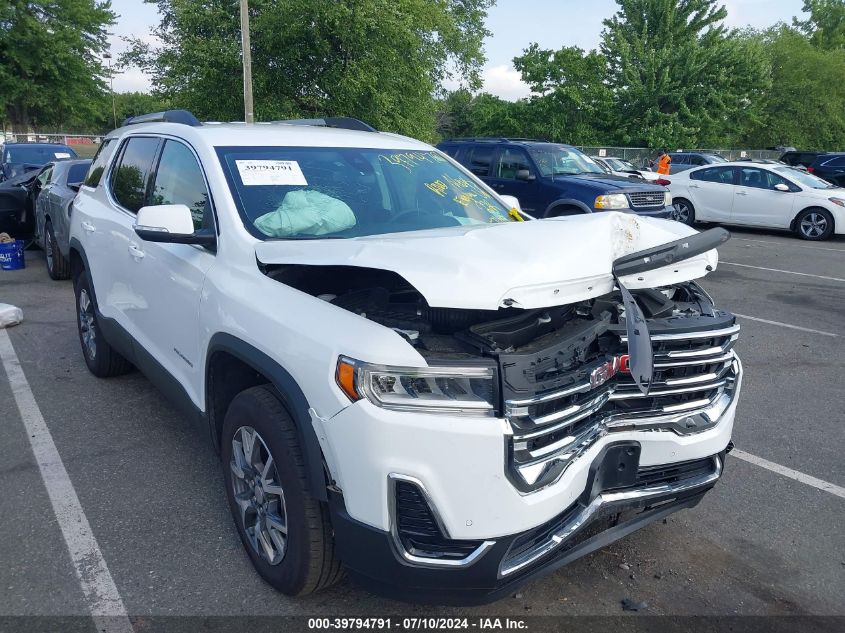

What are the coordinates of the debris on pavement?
(0, 303, 23, 328)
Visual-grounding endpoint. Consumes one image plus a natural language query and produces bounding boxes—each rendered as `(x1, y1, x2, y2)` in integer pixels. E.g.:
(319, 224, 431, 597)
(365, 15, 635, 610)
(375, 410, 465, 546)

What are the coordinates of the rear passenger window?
(111, 137, 160, 212)
(150, 140, 211, 230)
(83, 139, 113, 188)
(495, 148, 532, 179)
(691, 167, 734, 184)
(467, 146, 493, 177)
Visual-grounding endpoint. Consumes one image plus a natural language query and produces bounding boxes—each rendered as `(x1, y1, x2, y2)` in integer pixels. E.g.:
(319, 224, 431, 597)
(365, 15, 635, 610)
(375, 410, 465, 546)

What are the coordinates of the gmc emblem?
(590, 354, 631, 389)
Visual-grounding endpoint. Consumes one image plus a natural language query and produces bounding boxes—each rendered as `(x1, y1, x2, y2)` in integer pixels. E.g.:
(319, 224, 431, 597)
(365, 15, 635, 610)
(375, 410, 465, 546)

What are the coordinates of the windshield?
(217, 147, 518, 239)
(774, 166, 838, 189)
(706, 154, 728, 163)
(607, 158, 637, 171)
(527, 145, 604, 176)
(4, 145, 76, 164)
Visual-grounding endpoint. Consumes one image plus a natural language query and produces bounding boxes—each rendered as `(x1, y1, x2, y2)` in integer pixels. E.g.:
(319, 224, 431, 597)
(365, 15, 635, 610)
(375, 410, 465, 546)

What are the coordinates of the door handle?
(128, 244, 145, 259)
(689, 184, 700, 189)
(736, 191, 747, 196)
(81, 221, 96, 233)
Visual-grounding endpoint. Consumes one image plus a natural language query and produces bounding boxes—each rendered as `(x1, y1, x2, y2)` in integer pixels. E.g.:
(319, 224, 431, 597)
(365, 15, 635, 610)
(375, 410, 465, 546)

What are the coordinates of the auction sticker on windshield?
(54, 152, 71, 159)
(236, 159, 308, 186)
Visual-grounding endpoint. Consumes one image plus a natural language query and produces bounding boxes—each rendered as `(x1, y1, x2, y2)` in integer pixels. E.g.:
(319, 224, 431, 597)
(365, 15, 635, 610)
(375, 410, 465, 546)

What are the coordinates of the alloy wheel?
(45, 230, 54, 272)
(672, 201, 691, 223)
(230, 426, 288, 566)
(78, 289, 97, 360)
(800, 212, 827, 238)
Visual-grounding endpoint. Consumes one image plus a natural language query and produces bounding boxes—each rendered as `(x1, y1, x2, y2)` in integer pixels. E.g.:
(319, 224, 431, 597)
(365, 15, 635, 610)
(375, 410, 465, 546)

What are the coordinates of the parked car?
(667, 161, 845, 240)
(808, 153, 845, 187)
(0, 142, 78, 182)
(69, 110, 741, 603)
(667, 152, 727, 174)
(437, 139, 672, 218)
(33, 159, 91, 279)
(0, 165, 48, 242)
(591, 156, 661, 181)
(779, 150, 824, 169)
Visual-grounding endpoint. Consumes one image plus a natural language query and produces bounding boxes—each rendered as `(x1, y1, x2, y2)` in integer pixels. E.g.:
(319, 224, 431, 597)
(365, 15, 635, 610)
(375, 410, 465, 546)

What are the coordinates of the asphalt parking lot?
(0, 226, 843, 629)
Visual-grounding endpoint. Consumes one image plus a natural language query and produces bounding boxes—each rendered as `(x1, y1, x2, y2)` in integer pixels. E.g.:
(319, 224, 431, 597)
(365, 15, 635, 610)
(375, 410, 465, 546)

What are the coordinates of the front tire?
(74, 270, 133, 377)
(221, 385, 342, 596)
(45, 220, 70, 280)
(795, 208, 834, 241)
(671, 198, 695, 225)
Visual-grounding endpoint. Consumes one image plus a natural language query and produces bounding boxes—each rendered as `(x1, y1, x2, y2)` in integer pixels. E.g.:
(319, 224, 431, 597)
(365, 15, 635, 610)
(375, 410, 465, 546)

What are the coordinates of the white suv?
(69, 111, 742, 602)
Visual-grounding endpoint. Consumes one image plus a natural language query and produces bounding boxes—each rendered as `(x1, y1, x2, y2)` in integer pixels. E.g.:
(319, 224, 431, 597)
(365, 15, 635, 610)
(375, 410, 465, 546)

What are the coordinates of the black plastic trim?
(612, 227, 731, 277)
(205, 333, 328, 501)
(544, 198, 592, 217)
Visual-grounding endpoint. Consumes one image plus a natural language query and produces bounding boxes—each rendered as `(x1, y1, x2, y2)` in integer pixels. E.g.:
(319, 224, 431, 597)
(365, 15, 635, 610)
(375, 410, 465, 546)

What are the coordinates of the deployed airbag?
(254, 190, 356, 237)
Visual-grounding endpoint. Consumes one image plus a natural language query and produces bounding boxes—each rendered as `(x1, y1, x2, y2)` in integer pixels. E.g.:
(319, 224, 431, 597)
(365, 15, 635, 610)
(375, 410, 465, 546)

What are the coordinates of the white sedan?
(667, 161, 845, 240)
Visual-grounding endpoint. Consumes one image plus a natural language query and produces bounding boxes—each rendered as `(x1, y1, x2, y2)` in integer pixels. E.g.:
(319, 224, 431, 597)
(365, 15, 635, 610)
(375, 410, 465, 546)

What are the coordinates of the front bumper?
(331, 450, 727, 604)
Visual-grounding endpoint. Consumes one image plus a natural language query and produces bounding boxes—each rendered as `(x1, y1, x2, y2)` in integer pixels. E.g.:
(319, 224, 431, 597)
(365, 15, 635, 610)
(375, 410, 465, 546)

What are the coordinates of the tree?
(0, 0, 115, 131)
(513, 44, 614, 144)
(122, 0, 494, 141)
(600, 0, 770, 148)
(795, 0, 845, 50)
(743, 26, 845, 149)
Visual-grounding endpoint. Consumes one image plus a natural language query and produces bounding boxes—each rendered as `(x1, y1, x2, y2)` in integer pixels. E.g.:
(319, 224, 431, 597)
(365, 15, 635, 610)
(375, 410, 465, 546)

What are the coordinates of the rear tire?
(795, 207, 834, 241)
(45, 220, 70, 280)
(74, 270, 133, 377)
(221, 385, 342, 596)
(671, 198, 695, 225)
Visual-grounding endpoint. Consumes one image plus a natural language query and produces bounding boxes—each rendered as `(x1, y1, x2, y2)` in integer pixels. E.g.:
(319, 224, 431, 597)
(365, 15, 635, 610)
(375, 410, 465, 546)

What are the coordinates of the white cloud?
(111, 67, 153, 93)
(481, 64, 531, 101)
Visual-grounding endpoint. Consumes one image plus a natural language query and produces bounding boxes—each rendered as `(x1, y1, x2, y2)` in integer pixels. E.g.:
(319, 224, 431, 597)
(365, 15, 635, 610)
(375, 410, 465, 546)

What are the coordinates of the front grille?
(506, 324, 739, 491)
(394, 481, 483, 560)
(628, 191, 666, 209)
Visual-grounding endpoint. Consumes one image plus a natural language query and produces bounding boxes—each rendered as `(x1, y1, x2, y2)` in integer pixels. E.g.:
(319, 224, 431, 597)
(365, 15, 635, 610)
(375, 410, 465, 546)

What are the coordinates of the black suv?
(0, 142, 78, 182)
(437, 139, 671, 218)
(808, 153, 845, 186)
(667, 152, 727, 174)
(779, 150, 824, 168)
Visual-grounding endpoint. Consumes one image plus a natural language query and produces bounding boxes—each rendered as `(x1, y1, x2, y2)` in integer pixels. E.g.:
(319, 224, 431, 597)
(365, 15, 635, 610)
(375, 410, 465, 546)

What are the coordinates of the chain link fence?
(577, 146, 782, 168)
(1, 132, 103, 158)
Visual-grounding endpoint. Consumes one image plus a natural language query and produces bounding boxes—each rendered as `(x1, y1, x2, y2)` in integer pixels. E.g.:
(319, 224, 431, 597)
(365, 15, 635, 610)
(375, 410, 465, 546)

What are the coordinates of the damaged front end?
(263, 227, 739, 494)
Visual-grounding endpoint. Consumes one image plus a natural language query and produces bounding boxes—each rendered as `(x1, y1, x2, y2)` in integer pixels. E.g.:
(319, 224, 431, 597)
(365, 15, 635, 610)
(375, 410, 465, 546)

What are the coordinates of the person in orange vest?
(657, 149, 672, 175)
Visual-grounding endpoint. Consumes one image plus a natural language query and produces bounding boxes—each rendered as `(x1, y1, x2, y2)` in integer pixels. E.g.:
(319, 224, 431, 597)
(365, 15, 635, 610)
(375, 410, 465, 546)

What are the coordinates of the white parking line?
(733, 313, 839, 337)
(720, 261, 845, 283)
(0, 329, 133, 633)
(731, 449, 845, 500)
(733, 237, 845, 253)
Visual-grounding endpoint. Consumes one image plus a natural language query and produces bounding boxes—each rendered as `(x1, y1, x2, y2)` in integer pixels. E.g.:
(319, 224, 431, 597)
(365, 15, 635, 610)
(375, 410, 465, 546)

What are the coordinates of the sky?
(107, 0, 807, 99)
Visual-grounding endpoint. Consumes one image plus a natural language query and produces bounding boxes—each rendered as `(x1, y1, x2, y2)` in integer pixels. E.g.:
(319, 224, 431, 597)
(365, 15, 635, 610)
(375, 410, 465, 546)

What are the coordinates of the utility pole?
(240, 0, 254, 124)
(104, 52, 116, 129)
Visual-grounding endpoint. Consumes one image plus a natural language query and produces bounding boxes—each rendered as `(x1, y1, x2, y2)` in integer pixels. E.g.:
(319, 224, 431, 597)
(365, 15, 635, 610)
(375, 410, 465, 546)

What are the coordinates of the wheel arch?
(205, 333, 330, 501)
(544, 198, 592, 218)
(790, 205, 835, 233)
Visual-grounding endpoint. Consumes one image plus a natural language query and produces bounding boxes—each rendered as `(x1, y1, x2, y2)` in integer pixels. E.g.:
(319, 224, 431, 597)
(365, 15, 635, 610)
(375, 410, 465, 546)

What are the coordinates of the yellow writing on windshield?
(425, 179, 448, 197)
(379, 152, 447, 172)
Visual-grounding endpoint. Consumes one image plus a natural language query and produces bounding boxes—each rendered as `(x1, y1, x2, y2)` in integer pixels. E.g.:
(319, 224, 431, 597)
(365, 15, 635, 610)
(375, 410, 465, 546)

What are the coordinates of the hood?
(555, 172, 666, 192)
(255, 212, 719, 311)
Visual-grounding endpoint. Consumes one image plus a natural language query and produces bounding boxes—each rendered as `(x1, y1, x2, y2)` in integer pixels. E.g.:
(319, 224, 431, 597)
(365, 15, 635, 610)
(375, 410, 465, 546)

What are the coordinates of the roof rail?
(441, 137, 550, 143)
(273, 117, 377, 132)
(122, 110, 202, 128)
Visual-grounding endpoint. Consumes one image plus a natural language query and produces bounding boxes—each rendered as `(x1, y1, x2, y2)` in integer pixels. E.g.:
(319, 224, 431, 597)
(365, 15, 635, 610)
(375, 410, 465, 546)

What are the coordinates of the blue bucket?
(0, 240, 25, 270)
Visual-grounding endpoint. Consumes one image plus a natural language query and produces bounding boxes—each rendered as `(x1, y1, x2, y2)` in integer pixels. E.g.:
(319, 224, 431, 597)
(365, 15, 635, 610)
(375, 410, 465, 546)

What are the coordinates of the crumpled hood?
(255, 212, 719, 310)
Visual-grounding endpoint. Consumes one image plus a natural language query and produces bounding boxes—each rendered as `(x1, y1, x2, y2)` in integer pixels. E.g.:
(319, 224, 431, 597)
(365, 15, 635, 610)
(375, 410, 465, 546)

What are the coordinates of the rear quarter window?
(83, 140, 114, 188)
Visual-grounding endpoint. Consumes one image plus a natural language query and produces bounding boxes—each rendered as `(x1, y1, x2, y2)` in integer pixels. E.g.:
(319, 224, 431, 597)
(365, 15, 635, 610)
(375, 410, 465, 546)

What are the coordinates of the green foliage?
(743, 26, 845, 148)
(122, 0, 493, 141)
(795, 0, 845, 50)
(600, 0, 770, 148)
(0, 0, 115, 130)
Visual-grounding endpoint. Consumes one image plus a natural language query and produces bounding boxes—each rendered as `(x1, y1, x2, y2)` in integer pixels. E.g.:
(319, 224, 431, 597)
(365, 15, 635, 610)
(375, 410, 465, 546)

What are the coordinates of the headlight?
(828, 197, 845, 207)
(594, 193, 629, 209)
(664, 191, 672, 206)
(336, 357, 496, 416)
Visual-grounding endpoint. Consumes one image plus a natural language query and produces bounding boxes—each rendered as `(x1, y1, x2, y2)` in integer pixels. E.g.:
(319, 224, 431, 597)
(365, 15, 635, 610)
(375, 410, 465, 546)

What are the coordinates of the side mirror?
(774, 183, 790, 192)
(499, 194, 522, 211)
(515, 169, 535, 182)
(134, 204, 215, 247)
